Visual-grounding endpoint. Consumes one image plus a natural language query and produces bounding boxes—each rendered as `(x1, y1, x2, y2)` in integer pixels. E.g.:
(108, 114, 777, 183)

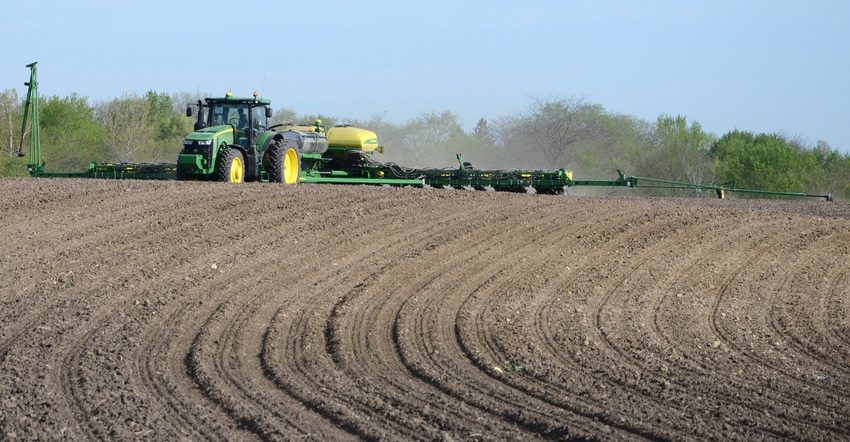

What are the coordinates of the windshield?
(211, 104, 249, 128)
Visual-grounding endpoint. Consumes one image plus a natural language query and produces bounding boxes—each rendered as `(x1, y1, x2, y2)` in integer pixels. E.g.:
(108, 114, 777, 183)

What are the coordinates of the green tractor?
(179, 92, 308, 183)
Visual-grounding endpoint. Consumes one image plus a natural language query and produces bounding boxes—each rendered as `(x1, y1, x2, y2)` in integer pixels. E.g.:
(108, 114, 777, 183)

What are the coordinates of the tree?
(294, 114, 337, 130)
(148, 91, 193, 160)
(799, 140, 850, 200)
(0, 89, 26, 176)
(39, 93, 102, 171)
(472, 118, 495, 147)
(394, 111, 464, 166)
(598, 113, 652, 173)
(95, 93, 156, 162)
(711, 130, 817, 195)
(1, 89, 21, 157)
(268, 106, 298, 127)
(507, 96, 607, 169)
(652, 115, 716, 192)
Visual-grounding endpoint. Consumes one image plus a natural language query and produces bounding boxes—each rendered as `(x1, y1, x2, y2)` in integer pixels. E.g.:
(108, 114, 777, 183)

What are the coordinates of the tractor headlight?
(184, 139, 213, 146)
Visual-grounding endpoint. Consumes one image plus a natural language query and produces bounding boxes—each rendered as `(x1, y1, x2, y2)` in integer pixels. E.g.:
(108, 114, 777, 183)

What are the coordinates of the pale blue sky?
(3, 1, 848, 153)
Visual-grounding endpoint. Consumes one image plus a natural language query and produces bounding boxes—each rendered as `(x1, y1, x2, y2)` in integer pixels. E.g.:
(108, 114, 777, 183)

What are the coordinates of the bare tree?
(396, 111, 463, 165)
(510, 96, 607, 168)
(0, 89, 21, 158)
(95, 93, 156, 162)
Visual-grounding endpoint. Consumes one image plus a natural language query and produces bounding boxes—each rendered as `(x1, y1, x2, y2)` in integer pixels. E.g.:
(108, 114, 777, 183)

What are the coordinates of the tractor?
(179, 92, 302, 183)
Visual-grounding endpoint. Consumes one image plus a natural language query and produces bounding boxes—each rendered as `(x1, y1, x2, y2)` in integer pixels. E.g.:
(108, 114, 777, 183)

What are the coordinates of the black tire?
(214, 148, 244, 183)
(267, 140, 301, 185)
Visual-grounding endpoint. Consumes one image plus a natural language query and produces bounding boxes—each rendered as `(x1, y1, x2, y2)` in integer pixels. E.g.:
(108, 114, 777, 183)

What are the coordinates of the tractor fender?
(259, 133, 281, 160)
(217, 142, 248, 161)
(260, 133, 282, 171)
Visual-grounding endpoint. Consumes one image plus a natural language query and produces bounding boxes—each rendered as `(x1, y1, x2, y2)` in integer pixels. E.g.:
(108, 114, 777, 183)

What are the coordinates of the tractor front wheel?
(215, 148, 244, 183)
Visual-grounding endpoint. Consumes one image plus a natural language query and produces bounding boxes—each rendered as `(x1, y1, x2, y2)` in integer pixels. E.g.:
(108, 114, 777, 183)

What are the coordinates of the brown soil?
(1, 178, 849, 441)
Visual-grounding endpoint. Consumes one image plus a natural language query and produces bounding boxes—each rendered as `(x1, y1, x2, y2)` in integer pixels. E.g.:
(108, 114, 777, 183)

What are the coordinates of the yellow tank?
(327, 125, 380, 152)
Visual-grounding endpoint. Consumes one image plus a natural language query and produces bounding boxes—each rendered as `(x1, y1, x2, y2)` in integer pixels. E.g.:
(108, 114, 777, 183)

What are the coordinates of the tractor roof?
(206, 92, 271, 106)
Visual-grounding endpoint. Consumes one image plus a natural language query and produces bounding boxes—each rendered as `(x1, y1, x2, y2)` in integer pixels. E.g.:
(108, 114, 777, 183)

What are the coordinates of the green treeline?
(2, 90, 848, 200)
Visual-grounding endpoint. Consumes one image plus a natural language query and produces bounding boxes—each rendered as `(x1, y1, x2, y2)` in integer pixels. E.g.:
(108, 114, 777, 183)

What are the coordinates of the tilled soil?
(1, 178, 849, 441)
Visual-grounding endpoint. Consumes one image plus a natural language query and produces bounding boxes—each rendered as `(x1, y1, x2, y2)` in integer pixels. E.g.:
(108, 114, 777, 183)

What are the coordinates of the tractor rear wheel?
(215, 148, 244, 183)
(267, 140, 301, 185)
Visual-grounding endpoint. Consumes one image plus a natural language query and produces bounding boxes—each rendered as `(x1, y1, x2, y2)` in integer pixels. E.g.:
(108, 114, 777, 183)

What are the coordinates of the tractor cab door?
(248, 105, 268, 148)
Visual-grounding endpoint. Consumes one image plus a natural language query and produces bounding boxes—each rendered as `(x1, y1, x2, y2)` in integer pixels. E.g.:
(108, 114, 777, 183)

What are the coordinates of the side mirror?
(186, 106, 193, 117)
(266, 107, 273, 118)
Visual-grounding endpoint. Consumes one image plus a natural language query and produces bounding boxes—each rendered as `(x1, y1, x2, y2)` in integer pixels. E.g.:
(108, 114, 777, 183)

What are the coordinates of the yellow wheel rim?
(283, 148, 299, 184)
(229, 156, 244, 182)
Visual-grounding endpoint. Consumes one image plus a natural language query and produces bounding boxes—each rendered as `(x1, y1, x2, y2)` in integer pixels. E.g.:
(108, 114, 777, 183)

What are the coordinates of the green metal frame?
(18, 62, 41, 174)
(18, 62, 176, 180)
(619, 172, 833, 201)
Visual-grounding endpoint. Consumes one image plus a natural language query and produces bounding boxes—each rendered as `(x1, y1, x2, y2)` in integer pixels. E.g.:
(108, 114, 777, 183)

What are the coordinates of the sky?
(3, 0, 849, 153)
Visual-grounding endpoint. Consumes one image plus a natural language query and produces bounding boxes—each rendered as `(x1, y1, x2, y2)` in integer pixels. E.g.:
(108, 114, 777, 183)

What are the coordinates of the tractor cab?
(204, 95, 271, 148)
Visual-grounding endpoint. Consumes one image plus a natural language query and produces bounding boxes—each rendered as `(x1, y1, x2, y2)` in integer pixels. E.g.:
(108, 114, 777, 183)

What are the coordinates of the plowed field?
(1, 178, 849, 441)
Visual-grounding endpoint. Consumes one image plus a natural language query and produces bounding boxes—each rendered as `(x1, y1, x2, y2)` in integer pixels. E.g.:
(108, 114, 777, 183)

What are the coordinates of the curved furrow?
(261, 192, 548, 439)
(463, 204, 728, 439)
(178, 186, 427, 439)
(553, 208, 850, 440)
(58, 289, 142, 440)
(647, 211, 773, 374)
(468, 205, 844, 442)
(390, 198, 646, 439)
(595, 212, 846, 439)
(327, 267, 541, 439)
(583, 208, 850, 440)
(181, 267, 365, 440)
(47, 194, 275, 439)
(0, 309, 42, 364)
(0, 180, 224, 439)
(518, 208, 745, 439)
(323, 270, 529, 439)
(628, 215, 835, 439)
(767, 226, 850, 378)
(44, 183, 341, 439)
(133, 300, 243, 440)
(702, 218, 850, 437)
(759, 251, 850, 437)
(394, 255, 586, 438)
(590, 211, 760, 376)
(174, 186, 392, 439)
(260, 273, 425, 439)
(187, 297, 354, 440)
(826, 268, 850, 349)
(0, 298, 88, 439)
(150, 186, 474, 439)
(176, 187, 482, 439)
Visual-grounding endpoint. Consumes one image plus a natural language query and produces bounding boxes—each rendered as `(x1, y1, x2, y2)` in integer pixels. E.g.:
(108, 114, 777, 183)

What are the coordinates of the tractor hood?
(185, 125, 233, 143)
